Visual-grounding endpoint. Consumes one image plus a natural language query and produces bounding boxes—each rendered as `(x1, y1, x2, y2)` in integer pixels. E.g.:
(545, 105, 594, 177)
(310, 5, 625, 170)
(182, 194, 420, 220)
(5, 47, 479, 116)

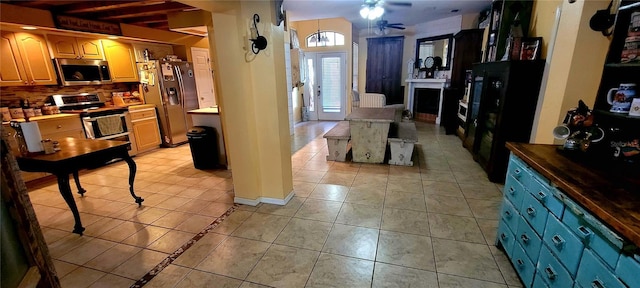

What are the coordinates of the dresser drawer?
(528, 175, 564, 219)
(37, 116, 82, 135)
(520, 191, 548, 236)
(533, 273, 550, 288)
(500, 198, 519, 233)
(497, 219, 516, 258)
(543, 214, 584, 276)
(504, 174, 526, 211)
(516, 216, 543, 263)
(129, 108, 156, 120)
(615, 253, 640, 288)
(507, 155, 530, 187)
(537, 245, 574, 288)
(511, 242, 536, 286)
(576, 249, 626, 288)
(562, 203, 620, 269)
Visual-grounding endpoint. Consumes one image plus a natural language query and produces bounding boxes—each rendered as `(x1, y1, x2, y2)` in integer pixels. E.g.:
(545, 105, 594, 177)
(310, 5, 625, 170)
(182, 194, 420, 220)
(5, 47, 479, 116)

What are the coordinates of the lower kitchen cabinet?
(129, 105, 161, 153)
(496, 152, 639, 288)
(3, 114, 85, 182)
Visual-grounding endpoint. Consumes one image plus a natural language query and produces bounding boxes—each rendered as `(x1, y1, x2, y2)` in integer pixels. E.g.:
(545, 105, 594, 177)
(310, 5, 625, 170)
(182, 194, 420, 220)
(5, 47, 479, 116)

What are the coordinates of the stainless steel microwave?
(54, 59, 112, 86)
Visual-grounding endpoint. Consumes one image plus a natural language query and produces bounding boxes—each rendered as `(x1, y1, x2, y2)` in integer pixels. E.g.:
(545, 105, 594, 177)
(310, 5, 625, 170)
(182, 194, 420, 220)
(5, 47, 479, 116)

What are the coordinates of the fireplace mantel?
(405, 78, 450, 124)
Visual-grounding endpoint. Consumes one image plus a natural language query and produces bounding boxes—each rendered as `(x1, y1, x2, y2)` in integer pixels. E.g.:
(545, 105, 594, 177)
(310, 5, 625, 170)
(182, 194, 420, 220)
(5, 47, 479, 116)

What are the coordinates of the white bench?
(388, 122, 418, 166)
(323, 121, 351, 162)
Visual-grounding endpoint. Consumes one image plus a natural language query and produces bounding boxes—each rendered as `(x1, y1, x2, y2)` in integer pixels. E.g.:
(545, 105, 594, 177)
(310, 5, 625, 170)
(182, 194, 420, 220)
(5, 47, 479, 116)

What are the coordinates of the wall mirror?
(415, 34, 453, 70)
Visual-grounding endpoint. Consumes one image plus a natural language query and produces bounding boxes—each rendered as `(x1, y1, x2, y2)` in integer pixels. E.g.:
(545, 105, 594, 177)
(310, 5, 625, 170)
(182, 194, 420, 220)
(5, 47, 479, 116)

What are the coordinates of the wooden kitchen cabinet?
(129, 105, 161, 153)
(47, 35, 103, 60)
(132, 42, 173, 62)
(0, 31, 57, 86)
(102, 39, 139, 82)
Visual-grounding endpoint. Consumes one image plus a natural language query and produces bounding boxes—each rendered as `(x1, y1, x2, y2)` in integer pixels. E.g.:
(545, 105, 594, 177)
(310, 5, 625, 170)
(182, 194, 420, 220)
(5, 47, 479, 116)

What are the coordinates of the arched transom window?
(306, 31, 345, 48)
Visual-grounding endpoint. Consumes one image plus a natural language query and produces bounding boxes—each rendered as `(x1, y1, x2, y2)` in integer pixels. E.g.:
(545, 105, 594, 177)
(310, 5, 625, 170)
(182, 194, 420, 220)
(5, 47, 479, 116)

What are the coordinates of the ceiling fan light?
(360, 6, 370, 18)
(372, 6, 384, 19)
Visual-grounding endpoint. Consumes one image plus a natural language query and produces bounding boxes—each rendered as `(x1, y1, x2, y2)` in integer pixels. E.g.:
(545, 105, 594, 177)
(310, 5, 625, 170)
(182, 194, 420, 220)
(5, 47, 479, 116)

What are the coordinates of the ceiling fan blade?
(386, 23, 403, 26)
(388, 26, 406, 30)
(385, 1, 412, 7)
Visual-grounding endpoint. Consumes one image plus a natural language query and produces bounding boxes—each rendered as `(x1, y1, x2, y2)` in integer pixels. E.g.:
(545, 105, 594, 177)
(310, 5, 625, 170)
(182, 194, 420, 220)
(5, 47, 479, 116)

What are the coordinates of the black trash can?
(187, 126, 218, 169)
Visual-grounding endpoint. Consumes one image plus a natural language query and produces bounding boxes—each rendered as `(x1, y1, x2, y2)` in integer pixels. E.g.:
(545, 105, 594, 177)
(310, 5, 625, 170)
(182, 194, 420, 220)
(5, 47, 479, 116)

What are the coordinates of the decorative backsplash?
(0, 83, 137, 108)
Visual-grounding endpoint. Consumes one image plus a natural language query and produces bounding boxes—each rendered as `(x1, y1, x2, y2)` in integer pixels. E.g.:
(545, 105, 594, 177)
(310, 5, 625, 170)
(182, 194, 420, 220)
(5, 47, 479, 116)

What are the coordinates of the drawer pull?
(537, 191, 547, 201)
(500, 233, 508, 240)
(520, 234, 530, 243)
(545, 266, 557, 280)
(552, 235, 565, 249)
(516, 259, 524, 266)
(514, 168, 521, 176)
(591, 279, 605, 288)
(57, 125, 62, 129)
(508, 187, 515, 195)
(504, 210, 512, 218)
(578, 226, 593, 239)
(526, 206, 536, 216)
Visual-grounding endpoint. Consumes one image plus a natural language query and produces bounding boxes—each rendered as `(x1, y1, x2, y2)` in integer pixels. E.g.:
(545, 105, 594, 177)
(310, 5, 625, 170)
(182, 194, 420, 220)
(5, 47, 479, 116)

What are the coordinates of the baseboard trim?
(234, 190, 294, 206)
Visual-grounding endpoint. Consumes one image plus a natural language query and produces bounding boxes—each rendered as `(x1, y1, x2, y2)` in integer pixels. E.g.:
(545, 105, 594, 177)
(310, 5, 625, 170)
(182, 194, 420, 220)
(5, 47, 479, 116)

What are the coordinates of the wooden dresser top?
(506, 142, 640, 249)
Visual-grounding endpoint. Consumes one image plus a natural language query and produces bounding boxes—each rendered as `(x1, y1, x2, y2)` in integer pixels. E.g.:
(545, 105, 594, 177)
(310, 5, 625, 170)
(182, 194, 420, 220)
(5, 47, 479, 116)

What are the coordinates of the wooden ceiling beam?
(54, 1, 167, 14)
(122, 14, 168, 24)
(146, 22, 169, 29)
(86, 2, 192, 20)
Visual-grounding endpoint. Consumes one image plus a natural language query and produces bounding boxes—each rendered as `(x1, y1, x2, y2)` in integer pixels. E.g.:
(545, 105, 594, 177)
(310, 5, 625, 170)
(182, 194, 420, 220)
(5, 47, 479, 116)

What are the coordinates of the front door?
(304, 52, 347, 121)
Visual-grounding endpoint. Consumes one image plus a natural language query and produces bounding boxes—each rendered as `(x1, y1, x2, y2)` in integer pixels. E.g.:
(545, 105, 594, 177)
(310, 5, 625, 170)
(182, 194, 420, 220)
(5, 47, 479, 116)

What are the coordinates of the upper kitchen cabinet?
(132, 42, 174, 62)
(101, 39, 139, 82)
(47, 35, 104, 60)
(0, 31, 57, 86)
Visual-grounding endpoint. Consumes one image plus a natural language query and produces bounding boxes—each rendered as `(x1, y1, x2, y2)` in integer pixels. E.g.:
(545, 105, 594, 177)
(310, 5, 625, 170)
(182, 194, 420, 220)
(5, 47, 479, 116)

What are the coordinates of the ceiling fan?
(360, 0, 412, 20)
(374, 19, 406, 35)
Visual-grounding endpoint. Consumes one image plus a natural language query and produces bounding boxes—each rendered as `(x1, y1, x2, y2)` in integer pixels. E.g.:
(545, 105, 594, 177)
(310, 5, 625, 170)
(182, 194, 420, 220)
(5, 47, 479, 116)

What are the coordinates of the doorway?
(304, 52, 347, 121)
(190, 47, 216, 108)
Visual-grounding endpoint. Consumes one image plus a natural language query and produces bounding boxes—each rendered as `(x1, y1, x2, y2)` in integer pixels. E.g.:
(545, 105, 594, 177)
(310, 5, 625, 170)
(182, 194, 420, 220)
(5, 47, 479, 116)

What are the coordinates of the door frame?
(304, 52, 347, 121)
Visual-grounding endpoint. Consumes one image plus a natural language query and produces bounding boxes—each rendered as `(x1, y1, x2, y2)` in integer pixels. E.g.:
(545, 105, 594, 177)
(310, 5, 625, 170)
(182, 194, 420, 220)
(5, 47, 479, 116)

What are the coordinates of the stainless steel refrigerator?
(138, 60, 199, 147)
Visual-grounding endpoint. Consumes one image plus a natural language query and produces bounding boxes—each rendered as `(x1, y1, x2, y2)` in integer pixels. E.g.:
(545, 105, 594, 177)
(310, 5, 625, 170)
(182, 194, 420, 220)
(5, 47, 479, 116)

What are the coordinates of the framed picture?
(520, 37, 542, 60)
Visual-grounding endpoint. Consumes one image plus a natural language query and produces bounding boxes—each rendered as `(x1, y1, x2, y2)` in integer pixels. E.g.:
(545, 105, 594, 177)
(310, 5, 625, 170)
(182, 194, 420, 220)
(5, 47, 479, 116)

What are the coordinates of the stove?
(48, 93, 137, 156)
(50, 93, 128, 116)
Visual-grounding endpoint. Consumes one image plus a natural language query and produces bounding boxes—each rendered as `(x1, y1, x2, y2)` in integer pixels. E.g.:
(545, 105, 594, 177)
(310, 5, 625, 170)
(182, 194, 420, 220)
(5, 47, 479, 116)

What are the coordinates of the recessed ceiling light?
(451, 9, 459, 13)
(107, 36, 119, 39)
(21, 26, 37, 30)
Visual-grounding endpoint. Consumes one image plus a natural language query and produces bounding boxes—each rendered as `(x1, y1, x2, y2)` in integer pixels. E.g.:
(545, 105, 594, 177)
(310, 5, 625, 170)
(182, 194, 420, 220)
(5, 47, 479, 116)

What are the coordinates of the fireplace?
(414, 88, 440, 122)
(405, 78, 449, 124)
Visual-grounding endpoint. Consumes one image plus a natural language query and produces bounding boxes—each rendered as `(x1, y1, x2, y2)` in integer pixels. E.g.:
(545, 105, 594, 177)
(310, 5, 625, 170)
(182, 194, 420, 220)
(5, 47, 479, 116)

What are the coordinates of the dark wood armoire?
(366, 36, 404, 105)
(441, 29, 484, 134)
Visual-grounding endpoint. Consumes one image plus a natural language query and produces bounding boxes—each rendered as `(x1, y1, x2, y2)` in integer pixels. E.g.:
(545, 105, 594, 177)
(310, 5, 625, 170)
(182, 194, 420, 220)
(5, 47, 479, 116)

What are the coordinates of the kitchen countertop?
(187, 107, 219, 115)
(506, 142, 640, 249)
(2, 113, 79, 125)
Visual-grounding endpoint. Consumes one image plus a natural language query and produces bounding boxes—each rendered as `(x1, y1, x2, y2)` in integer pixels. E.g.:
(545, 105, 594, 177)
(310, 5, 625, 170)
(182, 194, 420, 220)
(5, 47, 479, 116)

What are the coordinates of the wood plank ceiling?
(4, 0, 201, 31)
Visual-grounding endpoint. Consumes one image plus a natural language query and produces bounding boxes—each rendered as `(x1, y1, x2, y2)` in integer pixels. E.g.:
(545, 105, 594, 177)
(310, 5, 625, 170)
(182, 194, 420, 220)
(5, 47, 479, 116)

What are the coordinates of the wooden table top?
(17, 138, 130, 174)
(506, 142, 640, 248)
(346, 108, 395, 122)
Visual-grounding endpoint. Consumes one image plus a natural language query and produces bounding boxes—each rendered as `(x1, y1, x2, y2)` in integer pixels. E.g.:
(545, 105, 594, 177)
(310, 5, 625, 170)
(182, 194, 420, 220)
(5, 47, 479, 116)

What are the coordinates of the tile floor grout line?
(129, 204, 239, 288)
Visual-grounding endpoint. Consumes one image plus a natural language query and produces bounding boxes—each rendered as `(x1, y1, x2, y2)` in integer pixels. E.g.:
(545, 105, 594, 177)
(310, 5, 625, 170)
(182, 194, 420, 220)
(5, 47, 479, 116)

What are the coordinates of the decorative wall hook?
(250, 14, 268, 54)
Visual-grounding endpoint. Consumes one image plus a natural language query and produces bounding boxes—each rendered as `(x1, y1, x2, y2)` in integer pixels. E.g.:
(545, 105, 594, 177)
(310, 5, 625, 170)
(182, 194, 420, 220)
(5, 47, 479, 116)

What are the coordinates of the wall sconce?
(250, 14, 268, 54)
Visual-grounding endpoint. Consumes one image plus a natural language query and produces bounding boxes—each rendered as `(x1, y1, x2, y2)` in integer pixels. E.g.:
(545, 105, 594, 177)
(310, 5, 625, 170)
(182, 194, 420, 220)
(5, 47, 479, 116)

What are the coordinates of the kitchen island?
(187, 107, 227, 167)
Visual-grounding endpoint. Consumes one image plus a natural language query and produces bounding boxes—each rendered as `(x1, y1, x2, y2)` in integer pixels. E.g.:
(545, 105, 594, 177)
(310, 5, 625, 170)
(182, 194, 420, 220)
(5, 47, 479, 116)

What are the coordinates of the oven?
(50, 94, 138, 156)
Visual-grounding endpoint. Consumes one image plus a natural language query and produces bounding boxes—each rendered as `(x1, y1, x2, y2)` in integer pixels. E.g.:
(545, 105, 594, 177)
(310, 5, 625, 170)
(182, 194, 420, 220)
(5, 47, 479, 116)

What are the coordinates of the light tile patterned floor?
(29, 121, 522, 287)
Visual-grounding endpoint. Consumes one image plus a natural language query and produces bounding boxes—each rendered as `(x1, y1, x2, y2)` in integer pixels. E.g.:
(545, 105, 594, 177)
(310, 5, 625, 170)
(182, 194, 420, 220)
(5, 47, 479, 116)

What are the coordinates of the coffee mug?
(630, 98, 640, 117)
(607, 83, 636, 113)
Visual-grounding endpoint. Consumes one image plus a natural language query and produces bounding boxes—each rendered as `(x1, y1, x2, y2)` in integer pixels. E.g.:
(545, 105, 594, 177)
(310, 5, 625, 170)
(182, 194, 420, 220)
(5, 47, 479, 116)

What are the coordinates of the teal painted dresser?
(497, 143, 640, 288)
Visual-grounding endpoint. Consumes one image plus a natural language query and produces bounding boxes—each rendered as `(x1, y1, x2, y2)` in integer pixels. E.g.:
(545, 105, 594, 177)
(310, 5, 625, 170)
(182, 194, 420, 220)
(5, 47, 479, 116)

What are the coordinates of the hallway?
(29, 121, 521, 287)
